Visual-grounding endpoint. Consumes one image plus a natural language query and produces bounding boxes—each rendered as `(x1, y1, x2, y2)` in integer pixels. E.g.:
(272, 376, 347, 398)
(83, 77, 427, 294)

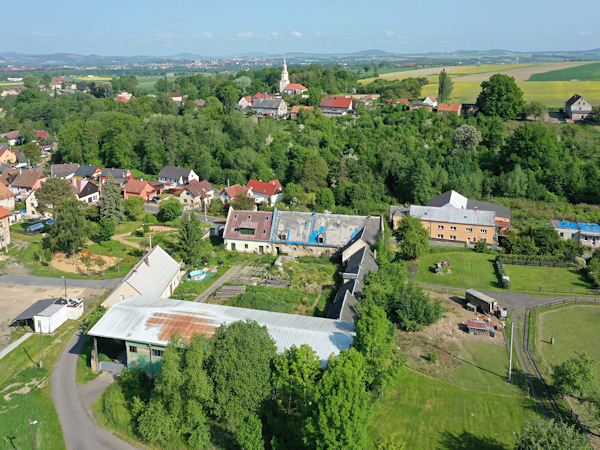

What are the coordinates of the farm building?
(13, 297, 83, 333)
(101, 245, 183, 309)
(550, 220, 600, 248)
(466, 289, 498, 315)
(223, 210, 274, 254)
(466, 320, 495, 336)
(565, 94, 593, 121)
(88, 296, 356, 375)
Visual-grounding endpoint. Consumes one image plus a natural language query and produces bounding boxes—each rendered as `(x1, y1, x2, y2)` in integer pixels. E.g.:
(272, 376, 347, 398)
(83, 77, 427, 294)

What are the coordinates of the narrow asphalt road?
(51, 327, 141, 450)
(194, 262, 246, 302)
(0, 275, 121, 289)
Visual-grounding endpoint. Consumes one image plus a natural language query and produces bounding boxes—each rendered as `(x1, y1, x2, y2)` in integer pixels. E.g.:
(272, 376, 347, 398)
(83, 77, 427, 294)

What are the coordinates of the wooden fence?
(523, 286, 600, 295)
(498, 258, 578, 268)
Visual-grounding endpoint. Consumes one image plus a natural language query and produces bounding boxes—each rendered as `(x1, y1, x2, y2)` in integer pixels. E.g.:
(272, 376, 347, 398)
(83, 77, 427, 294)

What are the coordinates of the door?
(259, 246, 264, 254)
(231, 243, 236, 251)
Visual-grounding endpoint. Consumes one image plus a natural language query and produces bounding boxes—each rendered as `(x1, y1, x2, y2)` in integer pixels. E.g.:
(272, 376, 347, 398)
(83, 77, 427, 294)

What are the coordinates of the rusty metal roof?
(89, 296, 355, 363)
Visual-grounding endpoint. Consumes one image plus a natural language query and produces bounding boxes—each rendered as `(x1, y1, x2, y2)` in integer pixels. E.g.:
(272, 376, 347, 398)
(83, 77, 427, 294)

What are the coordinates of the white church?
(279, 59, 308, 95)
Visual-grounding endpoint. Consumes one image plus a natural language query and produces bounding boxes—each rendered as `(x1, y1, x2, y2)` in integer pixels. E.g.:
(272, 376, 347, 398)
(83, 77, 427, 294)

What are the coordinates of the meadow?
(503, 264, 592, 292)
(529, 61, 600, 81)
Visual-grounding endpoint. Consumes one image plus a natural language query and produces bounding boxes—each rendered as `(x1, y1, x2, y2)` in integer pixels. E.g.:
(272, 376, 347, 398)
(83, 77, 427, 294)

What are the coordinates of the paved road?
(0, 275, 121, 289)
(52, 327, 140, 450)
(0, 332, 33, 360)
(194, 262, 245, 302)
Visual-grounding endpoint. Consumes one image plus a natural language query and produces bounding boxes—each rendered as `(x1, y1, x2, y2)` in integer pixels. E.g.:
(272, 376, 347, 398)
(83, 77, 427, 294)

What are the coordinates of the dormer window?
(234, 214, 238, 219)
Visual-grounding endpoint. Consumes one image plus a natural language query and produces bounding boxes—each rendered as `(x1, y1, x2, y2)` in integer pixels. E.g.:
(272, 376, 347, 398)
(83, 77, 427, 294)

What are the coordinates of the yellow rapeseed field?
(0, 82, 23, 86)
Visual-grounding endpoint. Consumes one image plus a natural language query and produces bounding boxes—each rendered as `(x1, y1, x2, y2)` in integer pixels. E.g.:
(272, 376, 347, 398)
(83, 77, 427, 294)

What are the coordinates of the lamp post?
(28, 419, 37, 450)
(61, 276, 66, 298)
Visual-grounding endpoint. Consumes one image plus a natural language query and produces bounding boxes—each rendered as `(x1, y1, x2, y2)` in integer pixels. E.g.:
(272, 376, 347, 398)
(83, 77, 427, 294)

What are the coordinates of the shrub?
(427, 352, 438, 363)
(474, 240, 489, 253)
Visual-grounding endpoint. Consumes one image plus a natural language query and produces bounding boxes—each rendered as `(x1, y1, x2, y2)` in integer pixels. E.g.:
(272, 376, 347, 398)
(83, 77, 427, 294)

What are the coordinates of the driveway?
(143, 203, 222, 226)
(52, 327, 141, 450)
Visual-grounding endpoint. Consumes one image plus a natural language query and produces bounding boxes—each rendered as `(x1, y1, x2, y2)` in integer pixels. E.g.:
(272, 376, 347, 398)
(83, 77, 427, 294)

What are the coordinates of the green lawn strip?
(368, 369, 531, 450)
(504, 264, 592, 293)
(529, 61, 600, 81)
(172, 271, 223, 298)
(221, 285, 320, 316)
(413, 251, 501, 290)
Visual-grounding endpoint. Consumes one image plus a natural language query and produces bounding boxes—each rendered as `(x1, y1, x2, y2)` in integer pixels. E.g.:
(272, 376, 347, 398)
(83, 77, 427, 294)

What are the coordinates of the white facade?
(224, 238, 273, 254)
(279, 59, 290, 93)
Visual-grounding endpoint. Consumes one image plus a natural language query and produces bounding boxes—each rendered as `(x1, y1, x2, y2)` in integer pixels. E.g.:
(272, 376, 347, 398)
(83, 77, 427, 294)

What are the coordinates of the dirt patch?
(3, 378, 45, 402)
(0, 382, 22, 393)
(453, 61, 591, 82)
(50, 252, 122, 275)
(379, 65, 479, 79)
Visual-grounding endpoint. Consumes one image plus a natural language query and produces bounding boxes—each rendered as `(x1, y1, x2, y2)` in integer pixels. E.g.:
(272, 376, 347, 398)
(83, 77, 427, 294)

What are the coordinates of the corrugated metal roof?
(89, 296, 355, 363)
(124, 245, 181, 298)
(410, 204, 496, 226)
(35, 303, 65, 317)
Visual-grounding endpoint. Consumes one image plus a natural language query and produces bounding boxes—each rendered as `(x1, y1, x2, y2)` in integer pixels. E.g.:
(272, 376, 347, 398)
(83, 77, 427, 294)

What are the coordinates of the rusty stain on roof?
(146, 312, 217, 341)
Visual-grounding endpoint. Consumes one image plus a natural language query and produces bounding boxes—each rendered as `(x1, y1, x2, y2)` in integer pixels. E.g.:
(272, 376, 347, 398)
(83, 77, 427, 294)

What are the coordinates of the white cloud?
(272, 32, 279, 38)
(202, 32, 213, 38)
(316, 31, 323, 37)
(385, 30, 394, 37)
(577, 31, 593, 36)
(291, 31, 302, 38)
(397, 35, 409, 40)
(236, 32, 255, 39)
(31, 31, 54, 38)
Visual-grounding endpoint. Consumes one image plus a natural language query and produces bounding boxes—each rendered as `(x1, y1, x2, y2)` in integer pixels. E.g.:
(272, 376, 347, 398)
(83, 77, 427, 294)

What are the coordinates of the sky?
(6, 0, 600, 57)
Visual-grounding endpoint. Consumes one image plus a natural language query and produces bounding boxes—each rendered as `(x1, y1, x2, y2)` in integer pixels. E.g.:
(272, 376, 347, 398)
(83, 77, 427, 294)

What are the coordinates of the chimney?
(474, 207, 478, 212)
(145, 257, 149, 266)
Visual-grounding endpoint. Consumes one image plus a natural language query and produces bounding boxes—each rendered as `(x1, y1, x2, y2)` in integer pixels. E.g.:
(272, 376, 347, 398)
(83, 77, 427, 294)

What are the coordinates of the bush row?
(495, 260, 511, 290)
(496, 254, 566, 263)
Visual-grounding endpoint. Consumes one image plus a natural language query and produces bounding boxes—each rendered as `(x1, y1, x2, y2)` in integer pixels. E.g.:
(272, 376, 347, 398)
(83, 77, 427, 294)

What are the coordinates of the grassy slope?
(221, 285, 322, 316)
(529, 62, 600, 81)
(504, 264, 592, 292)
(413, 251, 501, 290)
(538, 306, 600, 379)
(368, 369, 530, 450)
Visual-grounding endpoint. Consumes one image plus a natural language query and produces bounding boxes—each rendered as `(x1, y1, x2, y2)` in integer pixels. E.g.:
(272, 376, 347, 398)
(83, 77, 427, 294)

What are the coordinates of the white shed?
(33, 297, 84, 333)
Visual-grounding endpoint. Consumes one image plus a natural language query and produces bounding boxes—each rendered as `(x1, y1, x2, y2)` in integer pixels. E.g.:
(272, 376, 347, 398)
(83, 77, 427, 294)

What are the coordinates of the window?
(265, 216, 269, 221)
(465, 228, 472, 232)
(129, 346, 137, 353)
(450, 226, 457, 231)
(152, 349, 164, 357)
(480, 229, 488, 234)
(481, 238, 486, 243)
(234, 214, 238, 219)
(263, 229, 266, 234)
(437, 234, 444, 239)
(560, 232, 564, 237)
(239, 228, 255, 235)
(245, 244, 249, 249)
(437, 225, 444, 230)
(450, 235, 457, 240)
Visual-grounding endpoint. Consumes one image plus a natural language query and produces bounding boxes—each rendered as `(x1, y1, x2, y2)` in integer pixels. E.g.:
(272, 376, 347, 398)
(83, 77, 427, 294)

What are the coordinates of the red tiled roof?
(427, 94, 437, 102)
(37, 130, 49, 140)
(291, 105, 313, 113)
(186, 180, 215, 198)
(170, 92, 182, 98)
(12, 170, 46, 189)
(115, 96, 129, 102)
(283, 83, 308, 92)
(496, 220, 511, 229)
(223, 184, 247, 199)
(55, 77, 65, 82)
(0, 148, 15, 159)
(319, 96, 355, 109)
(254, 92, 273, 99)
(246, 179, 282, 196)
(223, 210, 273, 241)
(437, 103, 461, 113)
(3, 131, 19, 140)
(0, 183, 13, 201)
(124, 179, 153, 194)
(0, 205, 10, 220)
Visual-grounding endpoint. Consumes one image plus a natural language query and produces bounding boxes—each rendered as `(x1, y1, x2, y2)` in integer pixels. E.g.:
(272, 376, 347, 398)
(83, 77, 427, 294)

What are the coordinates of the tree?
(514, 416, 588, 450)
(35, 177, 76, 217)
(19, 119, 38, 144)
(452, 124, 482, 153)
(474, 239, 489, 253)
(315, 187, 335, 210)
(98, 217, 116, 241)
(234, 76, 252, 95)
(207, 320, 277, 421)
(437, 69, 454, 103)
(21, 142, 41, 163)
(49, 200, 89, 254)
(124, 196, 145, 220)
(526, 101, 546, 122)
(99, 175, 125, 224)
(476, 74, 525, 119)
(209, 199, 225, 215)
(176, 212, 206, 264)
(235, 412, 265, 450)
(552, 352, 596, 397)
(158, 198, 182, 222)
(392, 214, 430, 260)
(389, 283, 443, 331)
(303, 349, 370, 450)
(295, 154, 328, 192)
(23, 74, 39, 90)
(230, 195, 255, 211)
(40, 74, 52, 89)
(15, 89, 43, 106)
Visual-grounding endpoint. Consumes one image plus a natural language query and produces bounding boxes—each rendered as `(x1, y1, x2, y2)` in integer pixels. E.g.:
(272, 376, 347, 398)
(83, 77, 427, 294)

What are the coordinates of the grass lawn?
(220, 285, 326, 316)
(368, 369, 532, 450)
(537, 305, 600, 380)
(530, 61, 600, 82)
(266, 255, 340, 289)
(413, 251, 501, 290)
(503, 264, 591, 293)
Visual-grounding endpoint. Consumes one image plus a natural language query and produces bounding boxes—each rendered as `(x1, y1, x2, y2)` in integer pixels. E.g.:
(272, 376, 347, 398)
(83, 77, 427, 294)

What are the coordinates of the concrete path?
(0, 275, 121, 289)
(0, 332, 33, 360)
(194, 262, 246, 302)
(52, 328, 141, 450)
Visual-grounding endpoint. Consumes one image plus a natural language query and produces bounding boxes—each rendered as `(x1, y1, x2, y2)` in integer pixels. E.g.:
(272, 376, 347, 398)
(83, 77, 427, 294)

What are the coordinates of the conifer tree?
(99, 174, 125, 224)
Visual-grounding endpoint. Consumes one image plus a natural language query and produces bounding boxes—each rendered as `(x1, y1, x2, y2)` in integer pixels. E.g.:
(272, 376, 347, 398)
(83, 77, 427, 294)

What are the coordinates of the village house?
(100, 168, 132, 185)
(437, 103, 462, 115)
(51, 163, 80, 179)
(246, 179, 283, 205)
(101, 245, 183, 309)
(1, 131, 21, 146)
(8, 170, 47, 195)
(72, 179, 100, 204)
(0, 183, 15, 210)
(157, 166, 199, 188)
(408, 102, 433, 111)
(238, 96, 253, 110)
(0, 206, 11, 251)
(0, 148, 16, 164)
(123, 179, 156, 200)
(254, 92, 273, 100)
(318, 96, 356, 117)
(290, 105, 313, 119)
(566, 94, 593, 121)
(115, 96, 129, 103)
(176, 180, 215, 211)
(250, 98, 288, 117)
(550, 220, 600, 248)
(25, 191, 51, 218)
(170, 92, 183, 103)
(114, 91, 133, 101)
(282, 83, 308, 96)
(194, 99, 205, 110)
(219, 184, 252, 203)
(1, 86, 27, 97)
(423, 94, 438, 107)
(223, 210, 274, 254)
(74, 165, 102, 180)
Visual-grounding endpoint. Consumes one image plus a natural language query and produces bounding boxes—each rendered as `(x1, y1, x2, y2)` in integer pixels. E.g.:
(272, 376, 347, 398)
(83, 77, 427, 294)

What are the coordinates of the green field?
(368, 369, 531, 449)
(537, 305, 600, 379)
(503, 264, 591, 292)
(421, 80, 600, 106)
(530, 62, 600, 81)
(413, 251, 500, 290)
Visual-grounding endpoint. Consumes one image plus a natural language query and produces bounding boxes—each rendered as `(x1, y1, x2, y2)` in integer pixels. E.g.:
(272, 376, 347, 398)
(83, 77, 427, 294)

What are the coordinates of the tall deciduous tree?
(49, 199, 89, 254)
(99, 174, 125, 224)
(437, 69, 453, 103)
(514, 416, 588, 450)
(176, 212, 206, 264)
(552, 351, 596, 397)
(452, 124, 482, 153)
(23, 74, 39, 90)
(21, 142, 42, 163)
(124, 196, 145, 220)
(476, 74, 525, 119)
(303, 348, 369, 450)
(207, 320, 277, 421)
(392, 214, 430, 260)
(158, 198, 182, 222)
(295, 154, 328, 192)
(315, 187, 335, 210)
(35, 177, 76, 217)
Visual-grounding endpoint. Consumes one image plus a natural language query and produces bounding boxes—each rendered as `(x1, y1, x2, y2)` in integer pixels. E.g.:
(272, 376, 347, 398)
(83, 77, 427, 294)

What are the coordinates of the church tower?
(279, 58, 290, 93)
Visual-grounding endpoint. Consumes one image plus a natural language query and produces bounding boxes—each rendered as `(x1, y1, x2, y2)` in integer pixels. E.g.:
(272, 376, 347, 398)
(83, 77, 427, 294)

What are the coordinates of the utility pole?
(508, 320, 514, 381)
(38, 322, 43, 369)
(61, 276, 66, 298)
(204, 201, 207, 222)
(29, 419, 37, 450)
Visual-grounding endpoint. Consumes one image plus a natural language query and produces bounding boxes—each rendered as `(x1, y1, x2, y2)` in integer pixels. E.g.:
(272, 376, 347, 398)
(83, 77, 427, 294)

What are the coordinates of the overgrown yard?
(413, 251, 501, 291)
(503, 264, 591, 292)
(368, 369, 532, 450)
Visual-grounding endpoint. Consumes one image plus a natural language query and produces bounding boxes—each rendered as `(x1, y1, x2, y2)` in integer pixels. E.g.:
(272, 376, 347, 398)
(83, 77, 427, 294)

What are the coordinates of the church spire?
(279, 58, 290, 93)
